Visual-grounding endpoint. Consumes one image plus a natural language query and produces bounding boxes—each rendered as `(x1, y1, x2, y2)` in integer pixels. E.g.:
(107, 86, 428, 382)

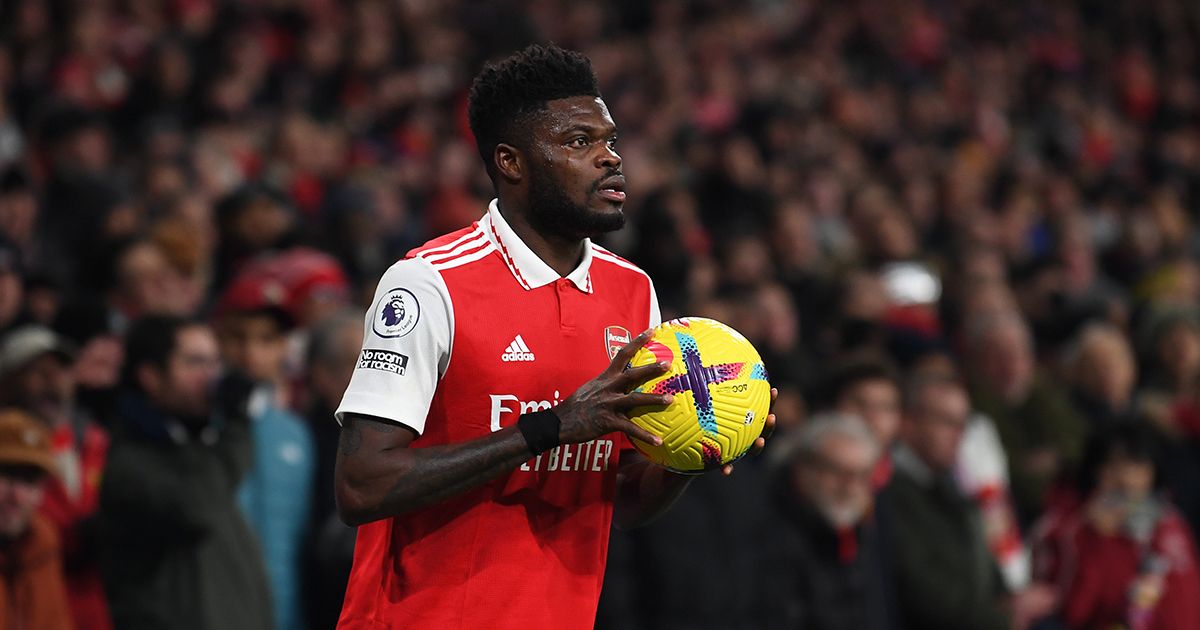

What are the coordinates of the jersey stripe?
(592, 249, 650, 278)
(430, 243, 497, 271)
(415, 227, 484, 259)
(422, 233, 490, 265)
(487, 218, 532, 290)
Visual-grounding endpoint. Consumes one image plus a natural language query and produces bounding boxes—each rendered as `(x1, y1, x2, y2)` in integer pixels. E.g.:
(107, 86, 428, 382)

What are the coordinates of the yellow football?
(626, 317, 771, 473)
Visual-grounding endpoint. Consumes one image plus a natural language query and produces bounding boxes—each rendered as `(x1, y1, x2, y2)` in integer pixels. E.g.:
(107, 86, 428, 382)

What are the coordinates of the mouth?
(596, 175, 626, 203)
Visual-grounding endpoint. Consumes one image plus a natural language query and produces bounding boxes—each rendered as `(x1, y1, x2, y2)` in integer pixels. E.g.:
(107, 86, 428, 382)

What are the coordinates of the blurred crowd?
(1, 0, 1200, 629)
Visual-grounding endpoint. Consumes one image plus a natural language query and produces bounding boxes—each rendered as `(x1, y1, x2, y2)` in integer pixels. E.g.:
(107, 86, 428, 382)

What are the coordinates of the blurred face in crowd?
(218, 312, 287, 384)
(8, 353, 75, 425)
(115, 241, 194, 317)
(0, 187, 37, 246)
(232, 197, 293, 252)
(836, 378, 901, 448)
(0, 466, 45, 539)
(904, 381, 970, 472)
(794, 431, 876, 528)
(73, 335, 123, 391)
(141, 325, 221, 420)
(1156, 322, 1200, 388)
(971, 317, 1035, 403)
(1095, 451, 1155, 503)
(1072, 327, 1136, 409)
(519, 96, 625, 240)
(0, 265, 20, 328)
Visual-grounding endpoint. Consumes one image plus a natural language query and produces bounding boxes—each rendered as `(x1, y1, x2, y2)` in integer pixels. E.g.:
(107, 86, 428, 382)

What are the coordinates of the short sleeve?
(334, 257, 453, 435)
(647, 277, 662, 327)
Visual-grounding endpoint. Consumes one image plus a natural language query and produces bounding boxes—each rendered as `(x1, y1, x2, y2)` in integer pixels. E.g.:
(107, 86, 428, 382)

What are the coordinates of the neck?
(497, 197, 585, 278)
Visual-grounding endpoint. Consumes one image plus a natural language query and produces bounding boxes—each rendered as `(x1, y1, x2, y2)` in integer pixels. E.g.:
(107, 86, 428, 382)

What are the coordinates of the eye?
(607, 136, 619, 149)
(568, 136, 590, 148)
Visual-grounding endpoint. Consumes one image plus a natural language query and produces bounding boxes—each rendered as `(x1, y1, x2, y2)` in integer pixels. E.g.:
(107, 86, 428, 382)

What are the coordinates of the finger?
(606, 328, 655, 375)
(722, 463, 734, 476)
(761, 413, 776, 440)
(613, 392, 674, 409)
(616, 419, 663, 446)
(747, 436, 766, 457)
(768, 387, 778, 411)
(615, 360, 671, 391)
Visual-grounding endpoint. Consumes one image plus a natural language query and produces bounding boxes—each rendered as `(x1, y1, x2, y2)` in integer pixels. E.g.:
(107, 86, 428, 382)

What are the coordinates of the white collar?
(482, 199, 594, 293)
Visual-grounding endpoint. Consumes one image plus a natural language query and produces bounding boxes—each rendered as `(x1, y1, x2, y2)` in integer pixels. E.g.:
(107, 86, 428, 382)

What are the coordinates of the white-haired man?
(764, 413, 898, 630)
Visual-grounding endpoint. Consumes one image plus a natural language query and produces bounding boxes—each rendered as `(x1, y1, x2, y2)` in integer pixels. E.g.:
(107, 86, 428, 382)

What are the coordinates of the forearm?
(335, 416, 535, 525)
(613, 454, 691, 530)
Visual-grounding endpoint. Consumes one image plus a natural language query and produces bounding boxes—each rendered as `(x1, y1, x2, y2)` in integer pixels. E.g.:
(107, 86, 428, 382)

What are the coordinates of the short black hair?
(467, 44, 601, 180)
(122, 315, 198, 393)
(820, 352, 900, 408)
(1077, 422, 1163, 496)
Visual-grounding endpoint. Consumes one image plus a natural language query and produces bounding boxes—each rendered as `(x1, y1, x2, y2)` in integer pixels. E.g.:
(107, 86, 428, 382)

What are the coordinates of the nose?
(596, 143, 621, 170)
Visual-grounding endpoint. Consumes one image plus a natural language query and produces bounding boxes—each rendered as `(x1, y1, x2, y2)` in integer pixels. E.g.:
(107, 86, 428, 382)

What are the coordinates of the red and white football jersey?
(335, 200, 660, 629)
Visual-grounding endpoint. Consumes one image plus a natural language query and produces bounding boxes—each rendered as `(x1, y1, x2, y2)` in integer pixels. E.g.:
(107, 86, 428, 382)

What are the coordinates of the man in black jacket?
(97, 316, 271, 630)
(763, 412, 899, 630)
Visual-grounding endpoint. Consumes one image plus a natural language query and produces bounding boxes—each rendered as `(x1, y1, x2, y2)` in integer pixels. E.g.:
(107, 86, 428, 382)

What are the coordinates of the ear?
(494, 143, 524, 185)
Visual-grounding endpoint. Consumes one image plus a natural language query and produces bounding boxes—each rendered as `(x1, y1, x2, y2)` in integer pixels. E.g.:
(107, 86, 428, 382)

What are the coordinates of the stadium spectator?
(910, 348, 1030, 590)
(0, 237, 25, 333)
(763, 412, 898, 630)
(597, 440, 771, 630)
(97, 316, 271, 630)
(0, 325, 110, 630)
(825, 353, 902, 489)
(0, 408, 73, 630)
(964, 312, 1087, 527)
(0, 0, 1195, 627)
(1135, 308, 1200, 535)
(1064, 323, 1139, 431)
(214, 274, 315, 630)
(299, 309, 361, 630)
(885, 374, 1056, 630)
(1035, 424, 1200, 630)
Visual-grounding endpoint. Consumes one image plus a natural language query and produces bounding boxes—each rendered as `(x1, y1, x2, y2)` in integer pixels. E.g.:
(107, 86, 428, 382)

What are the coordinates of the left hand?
(720, 387, 777, 476)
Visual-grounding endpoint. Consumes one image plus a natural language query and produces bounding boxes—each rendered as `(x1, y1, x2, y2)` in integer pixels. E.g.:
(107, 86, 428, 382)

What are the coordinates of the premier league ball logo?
(373, 288, 420, 338)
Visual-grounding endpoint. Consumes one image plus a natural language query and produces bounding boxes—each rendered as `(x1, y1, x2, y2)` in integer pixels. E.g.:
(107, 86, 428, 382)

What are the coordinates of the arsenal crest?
(604, 325, 632, 360)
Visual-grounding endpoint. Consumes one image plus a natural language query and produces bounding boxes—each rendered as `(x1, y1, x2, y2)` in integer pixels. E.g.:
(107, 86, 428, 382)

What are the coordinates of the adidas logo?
(501, 335, 536, 362)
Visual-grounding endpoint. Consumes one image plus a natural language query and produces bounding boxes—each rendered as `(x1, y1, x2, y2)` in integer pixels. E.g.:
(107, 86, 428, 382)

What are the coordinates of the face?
(0, 269, 21, 328)
(906, 383, 970, 472)
(521, 96, 625, 239)
(795, 433, 876, 528)
(0, 466, 45, 538)
(1077, 335, 1135, 407)
(144, 325, 222, 420)
(218, 313, 287, 383)
(1095, 453, 1155, 502)
(1158, 323, 1200, 384)
(974, 320, 1035, 402)
(836, 378, 902, 448)
(13, 354, 74, 424)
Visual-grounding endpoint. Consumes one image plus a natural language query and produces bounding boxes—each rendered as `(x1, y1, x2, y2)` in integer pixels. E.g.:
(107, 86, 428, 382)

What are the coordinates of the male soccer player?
(334, 44, 774, 629)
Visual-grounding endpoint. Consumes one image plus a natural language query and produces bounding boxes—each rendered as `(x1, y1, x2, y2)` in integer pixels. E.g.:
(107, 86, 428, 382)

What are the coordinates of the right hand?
(555, 328, 673, 446)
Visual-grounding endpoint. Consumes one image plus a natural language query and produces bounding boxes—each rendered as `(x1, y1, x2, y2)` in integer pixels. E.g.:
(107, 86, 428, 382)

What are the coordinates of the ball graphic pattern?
(627, 317, 771, 473)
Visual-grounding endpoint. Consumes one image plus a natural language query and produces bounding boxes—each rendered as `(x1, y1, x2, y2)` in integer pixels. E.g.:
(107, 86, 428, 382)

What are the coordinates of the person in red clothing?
(0, 325, 109, 630)
(1037, 423, 1200, 630)
(333, 44, 775, 629)
(0, 408, 73, 630)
